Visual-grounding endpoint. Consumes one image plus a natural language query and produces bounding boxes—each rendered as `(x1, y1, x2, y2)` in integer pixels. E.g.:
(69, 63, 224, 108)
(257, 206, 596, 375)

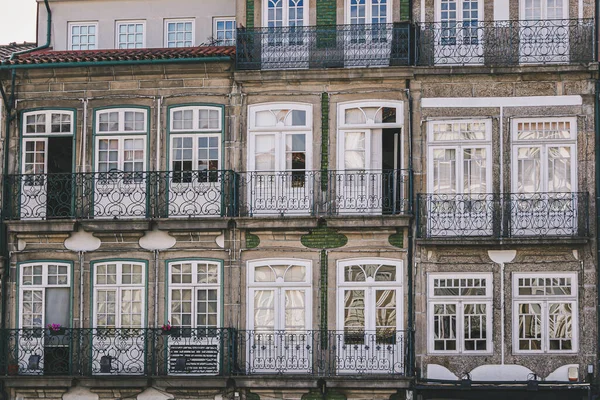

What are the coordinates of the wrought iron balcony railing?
(417, 18, 595, 66)
(237, 169, 410, 217)
(416, 192, 589, 239)
(0, 328, 409, 377)
(236, 19, 594, 70)
(3, 171, 237, 220)
(236, 23, 416, 70)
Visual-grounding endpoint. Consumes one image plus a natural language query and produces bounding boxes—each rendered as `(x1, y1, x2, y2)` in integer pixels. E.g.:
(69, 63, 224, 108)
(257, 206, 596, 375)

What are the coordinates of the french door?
(519, 0, 568, 63)
(262, 0, 309, 68)
(247, 261, 312, 374)
(345, 0, 392, 67)
(435, 0, 482, 65)
(336, 260, 404, 374)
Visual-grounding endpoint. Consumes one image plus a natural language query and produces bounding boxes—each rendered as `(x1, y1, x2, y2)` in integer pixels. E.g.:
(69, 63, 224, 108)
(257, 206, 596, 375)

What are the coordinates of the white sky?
(0, 0, 38, 45)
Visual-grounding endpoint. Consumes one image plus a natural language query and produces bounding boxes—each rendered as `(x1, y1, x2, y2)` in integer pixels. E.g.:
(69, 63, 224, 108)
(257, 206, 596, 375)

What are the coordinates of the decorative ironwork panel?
(417, 19, 595, 66)
(236, 23, 415, 70)
(417, 192, 589, 239)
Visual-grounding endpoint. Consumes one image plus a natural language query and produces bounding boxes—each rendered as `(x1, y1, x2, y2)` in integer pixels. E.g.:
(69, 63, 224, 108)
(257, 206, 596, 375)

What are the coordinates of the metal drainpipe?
(595, 78, 600, 381)
(405, 80, 415, 378)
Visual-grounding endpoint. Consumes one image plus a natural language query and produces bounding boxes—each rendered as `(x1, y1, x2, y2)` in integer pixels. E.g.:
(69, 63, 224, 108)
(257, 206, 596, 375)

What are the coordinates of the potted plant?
(47, 323, 65, 336)
(161, 321, 180, 337)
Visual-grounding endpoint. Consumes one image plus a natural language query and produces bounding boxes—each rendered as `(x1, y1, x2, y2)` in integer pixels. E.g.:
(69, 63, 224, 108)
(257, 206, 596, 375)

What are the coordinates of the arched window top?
(248, 259, 312, 284)
(338, 259, 402, 284)
(338, 101, 403, 128)
(96, 108, 147, 134)
(249, 103, 312, 131)
(169, 260, 220, 285)
(23, 110, 74, 135)
(170, 105, 222, 132)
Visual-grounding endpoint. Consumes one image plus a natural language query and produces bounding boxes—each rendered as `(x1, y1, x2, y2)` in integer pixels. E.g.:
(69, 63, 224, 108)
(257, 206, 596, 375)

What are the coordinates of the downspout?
(80, 98, 88, 173)
(595, 78, 600, 379)
(154, 250, 159, 328)
(405, 80, 414, 378)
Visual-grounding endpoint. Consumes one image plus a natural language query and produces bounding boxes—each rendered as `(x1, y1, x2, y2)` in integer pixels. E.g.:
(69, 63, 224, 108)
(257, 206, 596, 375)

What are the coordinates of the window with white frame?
(24, 110, 73, 135)
(168, 260, 220, 328)
(95, 108, 147, 174)
(511, 118, 577, 194)
(19, 262, 71, 328)
(437, 0, 481, 45)
(264, 0, 306, 28)
(347, 0, 390, 25)
(513, 272, 577, 353)
(165, 19, 194, 47)
(170, 106, 222, 183)
(521, 0, 567, 20)
(116, 21, 145, 49)
(247, 259, 312, 332)
(337, 259, 403, 344)
(427, 120, 491, 194)
(69, 22, 97, 50)
(213, 18, 236, 45)
(93, 261, 145, 329)
(427, 273, 492, 353)
(248, 104, 312, 175)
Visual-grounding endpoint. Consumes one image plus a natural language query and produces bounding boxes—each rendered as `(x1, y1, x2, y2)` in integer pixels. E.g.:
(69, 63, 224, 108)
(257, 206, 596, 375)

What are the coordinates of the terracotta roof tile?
(1, 46, 235, 66)
(0, 42, 38, 61)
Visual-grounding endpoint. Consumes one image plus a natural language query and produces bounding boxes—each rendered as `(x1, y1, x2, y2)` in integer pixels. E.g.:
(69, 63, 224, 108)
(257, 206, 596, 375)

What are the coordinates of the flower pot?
(162, 326, 180, 336)
(48, 327, 65, 336)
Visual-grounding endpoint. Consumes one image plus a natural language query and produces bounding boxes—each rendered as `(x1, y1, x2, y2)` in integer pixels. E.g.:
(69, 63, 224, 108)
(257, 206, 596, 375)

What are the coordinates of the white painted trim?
(336, 258, 404, 333)
(68, 21, 98, 50)
(94, 135, 147, 172)
(163, 18, 196, 47)
(167, 260, 221, 329)
(420, 0, 425, 22)
(22, 110, 75, 136)
(115, 20, 146, 49)
(422, 96, 583, 108)
(95, 108, 148, 134)
(427, 272, 493, 355)
(170, 133, 222, 171)
(337, 100, 404, 130)
(263, 0, 309, 27)
(212, 17, 237, 45)
(512, 272, 578, 354)
(170, 106, 223, 133)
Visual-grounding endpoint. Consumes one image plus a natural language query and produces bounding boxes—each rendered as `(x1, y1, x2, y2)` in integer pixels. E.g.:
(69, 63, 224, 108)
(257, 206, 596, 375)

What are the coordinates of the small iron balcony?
(235, 19, 595, 70)
(236, 23, 416, 70)
(416, 192, 589, 239)
(237, 169, 411, 217)
(0, 328, 410, 377)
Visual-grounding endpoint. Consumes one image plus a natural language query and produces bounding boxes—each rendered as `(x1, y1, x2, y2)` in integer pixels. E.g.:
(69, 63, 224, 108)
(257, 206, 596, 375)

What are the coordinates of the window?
(116, 21, 145, 49)
(213, 18, 236, 45)
(521, 0, 567, 19)
(24, 110, 73, 135)
(165, 19, 194, 47)
(427, 119, 491, 194)
(168, 260, 221, 328)
(69, 22, 97, 50)
(248, 103, 312, 173)
(95, 108, 147, 173)
(93, 261, 146, 328)
(511, 118, 576, 194)
(20, 262, 71, 329)
(170, 106, 222, 183)
(513, 272, 577, 353)
(437, 0, 480, 45)
(427, 273, 492, 353)
(347, 0, 390, 25)
(247, 259, 312, 332)
(264, 0, 306, 28)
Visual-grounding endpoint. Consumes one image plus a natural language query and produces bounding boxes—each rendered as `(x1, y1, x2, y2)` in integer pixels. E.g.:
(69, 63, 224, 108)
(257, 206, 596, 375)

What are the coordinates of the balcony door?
(426, 120, 492, 237)
(335, 102, 404, 215)
(519, 0, 568, 63)
(18, 262, 71, 376)
(336, 259, 404, 374)
(434, 0, 482, 65)
(344, 0, 392, 66)
(168, 106, 224, 218)
(94, 109, 148, 219)
(246, 260, 312, 374)
(262, 0, 309, 68)
(247, 104, 313, 215)
(92, 261, 146, 375)
(511, 118, 578, 236)
(21, 110, 74, 220)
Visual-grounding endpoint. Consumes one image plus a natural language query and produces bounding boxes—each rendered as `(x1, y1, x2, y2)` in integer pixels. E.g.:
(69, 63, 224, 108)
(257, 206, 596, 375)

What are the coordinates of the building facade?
(0, 0, 598, 399)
